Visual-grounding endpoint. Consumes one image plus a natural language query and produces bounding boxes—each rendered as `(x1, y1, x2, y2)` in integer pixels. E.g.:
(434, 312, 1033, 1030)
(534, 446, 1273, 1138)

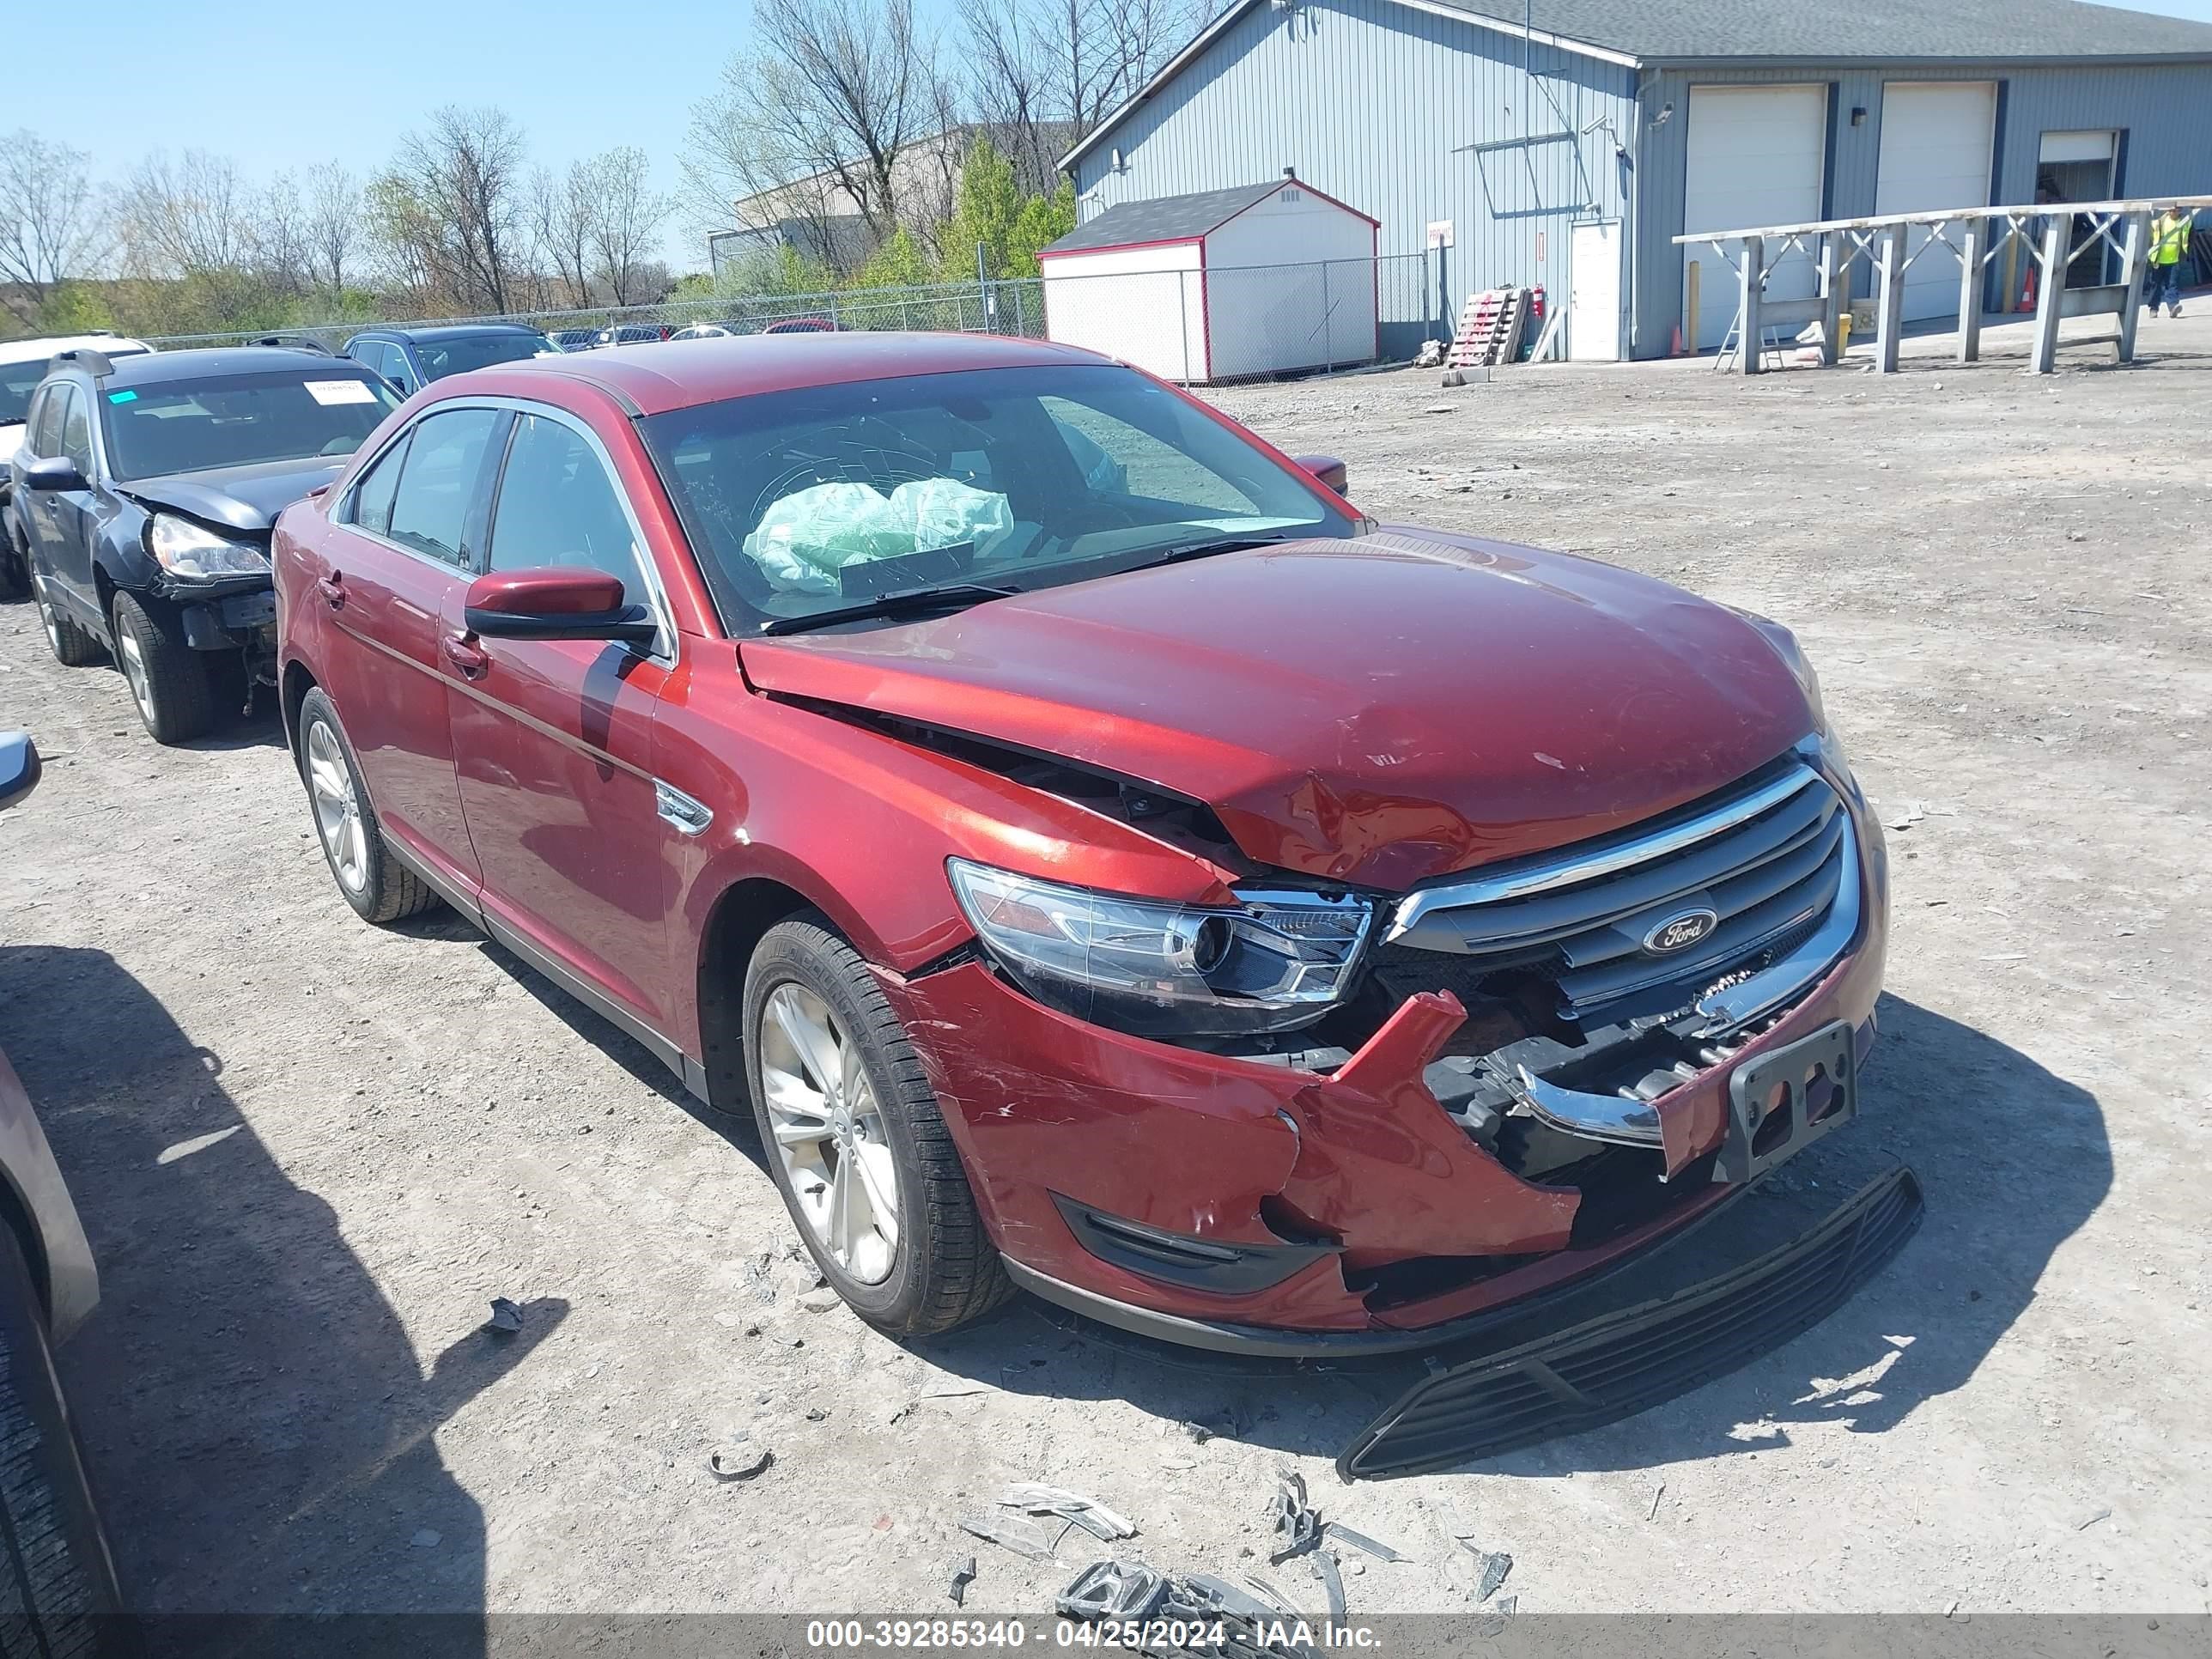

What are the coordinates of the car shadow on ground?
(403, 933, 2112, 1481)
(910, 994, 2112, 1478)
(0, 945, 565, 1650)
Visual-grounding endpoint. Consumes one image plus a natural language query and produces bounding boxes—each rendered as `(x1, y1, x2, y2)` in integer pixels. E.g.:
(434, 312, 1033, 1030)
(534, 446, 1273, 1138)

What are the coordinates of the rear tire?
(29, 572, 102, 669)
(0, 516, 25, 603)
(295, 688, 437, 925)
(109, 593, 213, 745)
(744, 916, 1010, 1338)
(0, 1223, 125, 1656)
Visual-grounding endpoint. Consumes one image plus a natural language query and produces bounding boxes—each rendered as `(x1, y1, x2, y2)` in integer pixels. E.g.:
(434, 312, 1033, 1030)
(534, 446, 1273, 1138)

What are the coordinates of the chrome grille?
(1386, 756, 1851, 1021)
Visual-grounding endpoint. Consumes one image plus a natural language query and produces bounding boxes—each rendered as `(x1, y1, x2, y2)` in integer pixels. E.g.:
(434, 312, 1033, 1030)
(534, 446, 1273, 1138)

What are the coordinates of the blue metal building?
(1060, 0, 2212, 361)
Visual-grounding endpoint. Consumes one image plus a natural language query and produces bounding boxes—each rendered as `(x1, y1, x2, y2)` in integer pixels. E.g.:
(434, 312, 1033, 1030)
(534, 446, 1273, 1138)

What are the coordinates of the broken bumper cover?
(873, 801, 1887, 1352)
(1339, 1162, 1924, 1478)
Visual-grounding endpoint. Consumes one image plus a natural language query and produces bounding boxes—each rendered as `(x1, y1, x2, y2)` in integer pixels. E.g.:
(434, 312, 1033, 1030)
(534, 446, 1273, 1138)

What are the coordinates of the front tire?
(110, 592, 213, 744)
(295, 689, 437, 925)
(29, 570, 102, 668)
(744, 917, 1010, 1337)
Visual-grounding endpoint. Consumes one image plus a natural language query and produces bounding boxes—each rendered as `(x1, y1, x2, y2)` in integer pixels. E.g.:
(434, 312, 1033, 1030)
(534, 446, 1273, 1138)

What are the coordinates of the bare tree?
(251, 173, 312, 299)
(303, 161, 365, 297)
(380, 106, 530, 313)
(0, 131, 106, 302)
(584, 148, 676, 305)
(684, 0, 947, 258)
(961, 0, 1204, 180)
(115, 151, 256, 290)
(531, 162, 595, 306)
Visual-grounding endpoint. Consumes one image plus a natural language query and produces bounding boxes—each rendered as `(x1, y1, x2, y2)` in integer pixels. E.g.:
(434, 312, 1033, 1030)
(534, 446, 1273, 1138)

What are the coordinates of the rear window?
(412, 333, 551, 379)
(100, 371, 399, 481)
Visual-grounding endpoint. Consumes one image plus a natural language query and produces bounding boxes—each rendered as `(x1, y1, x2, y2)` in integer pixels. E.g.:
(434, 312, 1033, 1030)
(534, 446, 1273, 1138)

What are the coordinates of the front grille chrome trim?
(1692, 816, 1862, 1036)
(1386, 758, 1824, 944)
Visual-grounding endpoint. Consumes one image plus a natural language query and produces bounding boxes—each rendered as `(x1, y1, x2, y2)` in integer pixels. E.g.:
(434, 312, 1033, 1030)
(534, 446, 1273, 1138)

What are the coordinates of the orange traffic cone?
(1669, 323, 1685, 356)
(2018, 264, 2036, 313)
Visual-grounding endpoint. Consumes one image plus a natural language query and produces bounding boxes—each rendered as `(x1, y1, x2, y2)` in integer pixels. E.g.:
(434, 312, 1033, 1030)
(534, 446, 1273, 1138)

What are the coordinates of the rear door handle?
(441, 633, 489, 677)
(317, 574, 345, 610)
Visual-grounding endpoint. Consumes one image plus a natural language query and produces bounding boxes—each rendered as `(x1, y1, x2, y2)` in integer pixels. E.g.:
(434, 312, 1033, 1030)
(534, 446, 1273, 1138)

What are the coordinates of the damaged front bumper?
(873, 804, 1889, 1355)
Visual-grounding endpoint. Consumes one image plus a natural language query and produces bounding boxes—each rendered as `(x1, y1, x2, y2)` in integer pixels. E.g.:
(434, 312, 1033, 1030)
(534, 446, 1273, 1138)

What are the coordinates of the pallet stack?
(1447, 288, 1529, 368)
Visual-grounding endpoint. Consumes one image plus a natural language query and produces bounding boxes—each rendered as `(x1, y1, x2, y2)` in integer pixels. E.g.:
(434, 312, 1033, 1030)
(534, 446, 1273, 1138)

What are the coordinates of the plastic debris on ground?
(960, 1514, 1054, 1561)
(743, 479, 1014, 594)
(481, 1297, 523, 1336)
(1000, 1483, 1138, 1541)
(1057, 1560, 1315, 1658)
(1453, 1539, 1514, 1602)
(948, 1556, 977, 1607)
(706, 1447, 773, 1481)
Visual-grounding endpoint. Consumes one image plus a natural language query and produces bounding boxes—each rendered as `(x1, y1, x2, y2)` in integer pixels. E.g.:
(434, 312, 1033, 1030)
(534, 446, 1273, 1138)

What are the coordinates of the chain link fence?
(144, 252, 1449, 385)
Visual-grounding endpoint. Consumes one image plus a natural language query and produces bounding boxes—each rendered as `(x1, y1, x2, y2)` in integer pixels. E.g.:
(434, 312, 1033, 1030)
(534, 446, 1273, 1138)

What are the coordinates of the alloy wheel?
(305, 720, 369, 893)
(758, 981, 900, 1285)
(115, 627, 157, 727)
(31, 572, 60, 655)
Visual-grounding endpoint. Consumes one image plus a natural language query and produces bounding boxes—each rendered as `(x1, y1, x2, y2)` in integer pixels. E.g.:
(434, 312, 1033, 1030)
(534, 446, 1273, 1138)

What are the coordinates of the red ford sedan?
(272, 333, 1904, 1470)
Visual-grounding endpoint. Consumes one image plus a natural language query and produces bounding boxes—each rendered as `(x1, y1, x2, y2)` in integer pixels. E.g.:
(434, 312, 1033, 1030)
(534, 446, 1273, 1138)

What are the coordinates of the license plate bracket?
(1716, 1018, 1856, 1184)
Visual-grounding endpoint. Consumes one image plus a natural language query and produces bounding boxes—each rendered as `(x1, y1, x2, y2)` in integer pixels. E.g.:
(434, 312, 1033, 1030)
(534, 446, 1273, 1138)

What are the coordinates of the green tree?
(36, 282, 118, 335)
(938, 137, 1025, 282)
(1006, 179, 1077, 276)
(854, 227, 935, 289)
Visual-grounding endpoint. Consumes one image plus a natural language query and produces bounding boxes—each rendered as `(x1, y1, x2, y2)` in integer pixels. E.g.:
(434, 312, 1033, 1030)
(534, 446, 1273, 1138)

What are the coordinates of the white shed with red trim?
(1038, 179, 1380, 384)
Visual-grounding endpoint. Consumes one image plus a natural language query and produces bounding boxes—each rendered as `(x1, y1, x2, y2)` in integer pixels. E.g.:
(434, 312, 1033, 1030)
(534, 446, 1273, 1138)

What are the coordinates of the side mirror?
(464, 568, 659, 644)
(1294, 454, 1350, 497)
(23, 456, 87, 493)
(0, 732, 41, 811)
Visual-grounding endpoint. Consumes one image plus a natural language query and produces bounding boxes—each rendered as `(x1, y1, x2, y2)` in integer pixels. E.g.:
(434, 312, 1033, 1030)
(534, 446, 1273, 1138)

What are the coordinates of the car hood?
(738, 530, 1817, 890)
(118, 455, 347, 533)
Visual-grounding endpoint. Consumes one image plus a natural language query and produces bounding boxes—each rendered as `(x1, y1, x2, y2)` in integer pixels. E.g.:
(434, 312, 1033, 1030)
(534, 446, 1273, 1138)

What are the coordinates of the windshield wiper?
(757, 581, 1020, 635)
(1141, 533, 1294, 569)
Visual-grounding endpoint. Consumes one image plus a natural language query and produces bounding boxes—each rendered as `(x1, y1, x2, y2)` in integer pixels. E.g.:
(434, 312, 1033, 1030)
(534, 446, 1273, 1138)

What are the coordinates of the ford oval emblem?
(1644, 908, 1720, 955)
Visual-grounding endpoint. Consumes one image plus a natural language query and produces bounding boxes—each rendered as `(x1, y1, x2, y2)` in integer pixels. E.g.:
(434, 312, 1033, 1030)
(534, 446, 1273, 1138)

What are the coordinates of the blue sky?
(20, 0, 2212, 276)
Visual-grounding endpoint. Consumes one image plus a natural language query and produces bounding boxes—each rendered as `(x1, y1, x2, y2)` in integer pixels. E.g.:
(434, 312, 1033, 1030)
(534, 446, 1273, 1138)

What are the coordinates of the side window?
(346, 432, 410, 538)
(1037, 396, 1258, 515)
(58, 387, 93, 477)
(386, 408, 501, 566)
(486, 413, 652, 605)
(31, 386, 65, 459)
(24, 390, 53, 457)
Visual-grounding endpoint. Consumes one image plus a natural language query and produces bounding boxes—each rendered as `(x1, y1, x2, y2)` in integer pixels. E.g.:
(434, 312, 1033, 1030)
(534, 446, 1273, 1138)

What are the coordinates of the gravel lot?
(2, 311, 2208, 1621)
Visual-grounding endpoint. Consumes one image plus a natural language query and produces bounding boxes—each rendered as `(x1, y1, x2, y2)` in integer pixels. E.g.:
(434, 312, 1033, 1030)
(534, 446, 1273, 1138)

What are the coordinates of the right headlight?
(946, 859, 1373, 1038)
(147, 514, 270, 581)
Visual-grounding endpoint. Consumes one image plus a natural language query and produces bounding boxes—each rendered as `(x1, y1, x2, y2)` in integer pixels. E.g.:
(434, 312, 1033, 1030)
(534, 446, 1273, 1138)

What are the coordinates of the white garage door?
(1875, 82, 1998, 322)
(1681, 84, 1827, 349)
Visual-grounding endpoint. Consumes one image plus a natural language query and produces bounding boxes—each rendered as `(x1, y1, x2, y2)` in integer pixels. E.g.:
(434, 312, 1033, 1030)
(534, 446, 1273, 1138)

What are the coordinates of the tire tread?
(749, 919, 1012, 1336)
(110, 592, 213, 744)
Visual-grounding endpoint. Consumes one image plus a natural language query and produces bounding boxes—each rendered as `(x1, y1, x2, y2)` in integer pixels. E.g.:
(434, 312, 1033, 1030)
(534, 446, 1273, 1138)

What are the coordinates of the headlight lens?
(148, 514, 270, 580)
(946, 859, 1373, 1036)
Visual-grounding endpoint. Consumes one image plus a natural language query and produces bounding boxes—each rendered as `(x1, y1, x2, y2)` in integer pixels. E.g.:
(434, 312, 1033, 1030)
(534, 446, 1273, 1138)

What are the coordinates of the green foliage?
(1007, 179, 1078, 277)
(937, 138, 1026, 282)
(854, 227, 935, 290)
(37, 283, 118, 336)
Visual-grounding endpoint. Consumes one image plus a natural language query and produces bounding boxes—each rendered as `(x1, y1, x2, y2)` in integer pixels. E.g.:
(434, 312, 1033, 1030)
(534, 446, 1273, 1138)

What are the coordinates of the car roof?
(360, 323, 546, 343)
(91, 346, 381, 388)
(439, 331, 1114, 416)
(0, 334, 152, 367)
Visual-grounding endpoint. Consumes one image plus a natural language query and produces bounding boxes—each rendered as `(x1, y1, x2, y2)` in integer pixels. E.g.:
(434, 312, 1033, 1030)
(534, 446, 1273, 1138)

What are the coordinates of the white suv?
(1, 333, 153, 596)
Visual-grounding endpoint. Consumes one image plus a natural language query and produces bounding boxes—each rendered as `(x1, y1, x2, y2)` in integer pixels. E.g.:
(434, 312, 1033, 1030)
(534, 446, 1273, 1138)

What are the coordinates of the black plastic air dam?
(1339, 1163, 1924, 1480)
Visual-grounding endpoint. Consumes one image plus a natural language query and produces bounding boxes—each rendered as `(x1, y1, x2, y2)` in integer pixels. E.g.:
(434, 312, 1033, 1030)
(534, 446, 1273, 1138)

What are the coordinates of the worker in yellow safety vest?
(2146, 207, 2192, 318)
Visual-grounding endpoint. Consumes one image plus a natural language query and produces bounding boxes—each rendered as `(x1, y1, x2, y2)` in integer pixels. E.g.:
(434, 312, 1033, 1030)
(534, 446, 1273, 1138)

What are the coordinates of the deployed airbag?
(743, 478, 1014, 593)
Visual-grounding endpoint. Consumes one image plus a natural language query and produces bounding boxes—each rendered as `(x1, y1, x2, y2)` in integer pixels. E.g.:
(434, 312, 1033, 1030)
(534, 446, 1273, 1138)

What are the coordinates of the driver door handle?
(317, 574, 345, 610)
(441, 633, 489, 677)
